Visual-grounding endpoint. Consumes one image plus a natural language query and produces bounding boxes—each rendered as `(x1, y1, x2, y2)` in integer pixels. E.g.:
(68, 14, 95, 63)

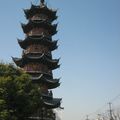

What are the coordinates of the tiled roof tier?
(21, 20, 57, 35)
(22, 52, 52, 59)
(41, 92, 62, 109)
(24, 4, 57, 21)
(18, 35, 58, 51)
(31, 74, 60, 89)
(12, 54, 60, 70)
(43, 98, 61, 109)
(26, 71, 53, 78)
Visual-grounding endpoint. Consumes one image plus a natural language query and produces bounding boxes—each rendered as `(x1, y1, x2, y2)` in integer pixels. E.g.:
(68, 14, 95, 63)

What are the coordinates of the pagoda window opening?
(24, 63, 49, 72)
(31, 13, 48, 21)
(41, 84, 48, 93)
(28, 28, 45, 36)
(26, 44, 49, 53)
(24, 65, 33, 71)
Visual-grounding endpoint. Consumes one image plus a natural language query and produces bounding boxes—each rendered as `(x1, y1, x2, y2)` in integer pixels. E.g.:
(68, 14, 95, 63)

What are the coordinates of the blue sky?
(0, 0, 120, 120)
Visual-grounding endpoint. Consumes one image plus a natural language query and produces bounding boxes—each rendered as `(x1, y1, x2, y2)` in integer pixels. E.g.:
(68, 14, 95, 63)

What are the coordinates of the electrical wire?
(110, 94, 120, 103)
(82, 93, 120, 120)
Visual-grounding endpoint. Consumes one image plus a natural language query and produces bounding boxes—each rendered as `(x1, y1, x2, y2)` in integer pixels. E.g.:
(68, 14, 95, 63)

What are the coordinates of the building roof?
(18, 35, 58, 51)
(22, 52, 52, 59)
(21, 20, 57, 35)
(24, 3, 57, 21)
(26, 71, 53, 78)
(43, 98, 61, 109)
(41, 91, 62, 109)
(31, 74, 60, 89)
(12, 53, 60, 70)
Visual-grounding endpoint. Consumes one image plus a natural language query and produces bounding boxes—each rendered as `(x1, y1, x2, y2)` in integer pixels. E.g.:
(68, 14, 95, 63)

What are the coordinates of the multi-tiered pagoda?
(13, 0, 62, 119)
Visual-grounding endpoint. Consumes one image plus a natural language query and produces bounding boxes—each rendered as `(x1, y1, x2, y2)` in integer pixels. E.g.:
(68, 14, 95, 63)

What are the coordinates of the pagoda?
(12, 0, 62, 119)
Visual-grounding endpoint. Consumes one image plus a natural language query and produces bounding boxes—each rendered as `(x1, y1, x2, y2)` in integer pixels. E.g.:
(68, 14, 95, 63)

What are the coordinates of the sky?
(0, 0, 120, 120)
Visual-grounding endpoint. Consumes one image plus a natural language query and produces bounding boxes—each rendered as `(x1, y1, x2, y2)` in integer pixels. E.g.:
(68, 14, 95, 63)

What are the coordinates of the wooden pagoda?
(12, 0, 62, 119)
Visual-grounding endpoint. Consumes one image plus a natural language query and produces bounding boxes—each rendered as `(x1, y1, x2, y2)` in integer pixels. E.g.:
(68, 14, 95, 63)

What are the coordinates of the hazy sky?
(0, 0, 120, 120)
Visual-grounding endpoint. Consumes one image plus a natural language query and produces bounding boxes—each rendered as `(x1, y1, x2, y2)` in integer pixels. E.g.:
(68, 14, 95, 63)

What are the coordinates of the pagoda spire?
(13, 0, 62, 119)
(40, 0, 45, 5)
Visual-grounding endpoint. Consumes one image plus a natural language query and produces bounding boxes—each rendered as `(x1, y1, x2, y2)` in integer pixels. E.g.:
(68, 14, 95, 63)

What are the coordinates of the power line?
(82, 93, 120, 120)
(110, 94, 120, 103)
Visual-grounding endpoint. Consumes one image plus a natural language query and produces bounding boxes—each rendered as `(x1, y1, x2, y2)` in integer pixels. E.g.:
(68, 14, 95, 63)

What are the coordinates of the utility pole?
(108, 102, 114, 120)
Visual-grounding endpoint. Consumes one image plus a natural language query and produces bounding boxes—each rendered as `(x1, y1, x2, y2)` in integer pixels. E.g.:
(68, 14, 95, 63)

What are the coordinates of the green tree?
(0, 63, 42, 120)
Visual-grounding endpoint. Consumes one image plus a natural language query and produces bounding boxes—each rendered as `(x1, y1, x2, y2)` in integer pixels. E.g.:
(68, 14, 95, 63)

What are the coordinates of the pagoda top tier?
(24, 0, 57, 21)
(41, 0, 45, 4)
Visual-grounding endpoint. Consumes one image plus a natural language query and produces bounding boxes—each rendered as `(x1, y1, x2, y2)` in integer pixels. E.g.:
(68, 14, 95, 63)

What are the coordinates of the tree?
(0, 63, 42, 120)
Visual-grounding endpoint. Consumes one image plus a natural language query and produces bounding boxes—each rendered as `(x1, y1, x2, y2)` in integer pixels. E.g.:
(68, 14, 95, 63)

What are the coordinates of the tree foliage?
(0, 63, 41, 120)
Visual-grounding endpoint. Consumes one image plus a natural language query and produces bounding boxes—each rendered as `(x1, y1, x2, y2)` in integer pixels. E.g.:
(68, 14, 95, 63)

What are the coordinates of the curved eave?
(32, 81, 60, 89)
(24, 4, 57, 21)
(27, 56, 60, 70)
(43, 98, 62, 109)
(26, 71, 52, 78)
(18, 39, 24, 49)
(17, 37, 58, 51)
(21, 21, 57, 35)
(23, 52, 52, 60)
(27, 57, 60, 70)
(12, 54, 60, 70)
(31, 74, 60, 89)
(12, 57, 23, 67)
(24, 53, 59, 64)
(31, 74, 60, 83)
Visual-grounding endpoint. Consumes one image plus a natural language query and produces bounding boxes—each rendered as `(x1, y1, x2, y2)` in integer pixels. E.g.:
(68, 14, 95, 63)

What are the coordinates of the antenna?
(40, 0, 45, 6)
(41, 0, 45, 4)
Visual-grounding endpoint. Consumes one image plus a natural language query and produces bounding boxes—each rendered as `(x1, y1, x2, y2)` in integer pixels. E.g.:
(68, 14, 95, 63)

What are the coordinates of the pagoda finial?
(40, 0, 45, 5)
